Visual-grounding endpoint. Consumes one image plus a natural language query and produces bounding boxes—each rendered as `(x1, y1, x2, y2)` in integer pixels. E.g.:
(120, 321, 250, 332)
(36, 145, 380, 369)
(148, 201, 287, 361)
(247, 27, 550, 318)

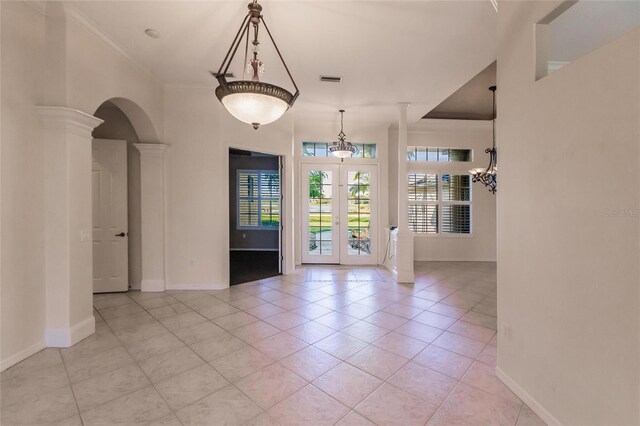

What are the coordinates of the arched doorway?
(92, 101, 143, 292)
(91, 98, 167, 293)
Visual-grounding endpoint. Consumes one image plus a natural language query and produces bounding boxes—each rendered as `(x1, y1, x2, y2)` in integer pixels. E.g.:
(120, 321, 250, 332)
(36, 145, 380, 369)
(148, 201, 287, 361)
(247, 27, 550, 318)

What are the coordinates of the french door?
(301, 164, 377, 265)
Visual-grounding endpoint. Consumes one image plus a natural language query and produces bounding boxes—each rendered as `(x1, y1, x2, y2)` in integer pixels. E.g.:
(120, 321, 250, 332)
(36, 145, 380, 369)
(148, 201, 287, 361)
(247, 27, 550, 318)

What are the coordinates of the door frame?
(225, 143, 291, 286)
(299, 160, 380, 266)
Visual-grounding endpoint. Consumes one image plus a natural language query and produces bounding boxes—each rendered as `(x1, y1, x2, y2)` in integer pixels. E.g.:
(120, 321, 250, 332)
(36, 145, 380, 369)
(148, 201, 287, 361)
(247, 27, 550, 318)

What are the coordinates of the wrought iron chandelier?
(469, 86, 497, 193)
(329, 110, 358, 159)
(213, 1, 299, 130)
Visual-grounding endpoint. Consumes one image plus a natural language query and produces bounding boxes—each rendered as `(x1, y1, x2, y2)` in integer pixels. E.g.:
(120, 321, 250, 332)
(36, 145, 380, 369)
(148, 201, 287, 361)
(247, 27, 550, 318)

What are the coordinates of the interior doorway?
(91, 101, 143, 293)
(92, 139, 129, 292)
(229, 148, 283, 285)
(301, 163, 377, 265)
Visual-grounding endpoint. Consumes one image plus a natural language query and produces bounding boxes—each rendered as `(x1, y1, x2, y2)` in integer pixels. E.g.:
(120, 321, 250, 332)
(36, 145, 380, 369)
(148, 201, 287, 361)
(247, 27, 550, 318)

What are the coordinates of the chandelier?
(213, 1, 299, 130)
(329, 110, 358, 159)
(469, 86, 497, 193)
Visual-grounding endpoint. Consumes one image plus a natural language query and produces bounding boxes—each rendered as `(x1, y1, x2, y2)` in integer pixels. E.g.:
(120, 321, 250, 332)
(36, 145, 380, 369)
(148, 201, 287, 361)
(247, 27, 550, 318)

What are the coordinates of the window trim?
(407, 146, 473, 163)
(237, 169, 280, 231)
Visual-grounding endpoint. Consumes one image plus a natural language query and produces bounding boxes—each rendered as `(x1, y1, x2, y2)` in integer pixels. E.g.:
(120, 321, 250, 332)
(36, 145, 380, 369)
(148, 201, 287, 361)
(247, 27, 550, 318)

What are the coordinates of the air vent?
(210, 71, 235, 79)
(320, 76, 343, 83)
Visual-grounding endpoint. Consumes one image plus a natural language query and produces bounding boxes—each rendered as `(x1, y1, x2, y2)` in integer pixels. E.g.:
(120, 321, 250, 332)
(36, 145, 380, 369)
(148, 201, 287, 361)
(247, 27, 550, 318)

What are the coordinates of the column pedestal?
(134, 143, 169, 292)
(392, 230, 415, 283)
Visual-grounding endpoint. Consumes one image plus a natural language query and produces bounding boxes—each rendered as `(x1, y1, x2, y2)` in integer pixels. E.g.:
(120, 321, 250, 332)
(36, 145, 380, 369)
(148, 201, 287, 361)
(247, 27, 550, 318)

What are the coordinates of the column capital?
(134, 143, 171, 157)
(35, 106, 103, 137)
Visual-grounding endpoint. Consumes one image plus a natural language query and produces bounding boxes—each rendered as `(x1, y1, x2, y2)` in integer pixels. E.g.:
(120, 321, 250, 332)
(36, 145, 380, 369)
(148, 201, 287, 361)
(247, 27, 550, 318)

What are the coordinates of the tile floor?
(1, 262, 546, 426)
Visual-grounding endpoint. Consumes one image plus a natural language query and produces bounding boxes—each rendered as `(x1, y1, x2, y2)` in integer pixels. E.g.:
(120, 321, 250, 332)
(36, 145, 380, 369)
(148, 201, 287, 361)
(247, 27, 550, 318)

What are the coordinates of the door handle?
(115, 232, 127, 237)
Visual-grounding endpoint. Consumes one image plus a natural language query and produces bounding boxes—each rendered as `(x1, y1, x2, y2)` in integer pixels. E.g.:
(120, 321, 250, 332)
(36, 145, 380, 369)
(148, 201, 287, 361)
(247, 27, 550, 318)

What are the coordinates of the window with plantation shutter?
(408, 173, 472, 235)
(237, 170, 280, 229)
(408, 173, 438, 234)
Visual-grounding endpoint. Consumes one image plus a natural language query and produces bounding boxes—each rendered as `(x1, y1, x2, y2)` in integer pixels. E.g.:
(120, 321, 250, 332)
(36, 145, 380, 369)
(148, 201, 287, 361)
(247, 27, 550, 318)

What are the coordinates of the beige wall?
(163, 86, 296, 289)
(0, 1, 165, 369)
(496, 1, 640, 424)
(1, 1, 47, 367)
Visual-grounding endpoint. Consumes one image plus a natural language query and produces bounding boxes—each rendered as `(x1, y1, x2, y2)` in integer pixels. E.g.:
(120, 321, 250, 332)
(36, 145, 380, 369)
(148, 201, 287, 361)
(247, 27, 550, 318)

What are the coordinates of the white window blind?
(408, 173, 472, 235)
(238, 170, 280, 229)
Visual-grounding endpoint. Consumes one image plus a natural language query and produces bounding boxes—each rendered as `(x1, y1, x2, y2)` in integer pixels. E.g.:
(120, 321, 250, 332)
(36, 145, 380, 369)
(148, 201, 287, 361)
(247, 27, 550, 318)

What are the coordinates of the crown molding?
(63, 5, 159, 84)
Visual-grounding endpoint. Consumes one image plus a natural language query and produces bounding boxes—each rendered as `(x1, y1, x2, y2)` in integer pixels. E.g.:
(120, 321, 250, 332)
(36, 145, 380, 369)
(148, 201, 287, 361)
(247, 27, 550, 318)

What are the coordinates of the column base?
(392, 229, 415, 283)
(45, 315, 95, 347)
(141, 279, 165, 292)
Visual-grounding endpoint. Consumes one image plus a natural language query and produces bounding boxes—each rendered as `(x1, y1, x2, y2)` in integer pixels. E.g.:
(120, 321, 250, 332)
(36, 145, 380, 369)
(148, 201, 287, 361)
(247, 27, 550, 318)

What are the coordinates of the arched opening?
(91, 98, 161, 293)
(91, 101, 143, 291)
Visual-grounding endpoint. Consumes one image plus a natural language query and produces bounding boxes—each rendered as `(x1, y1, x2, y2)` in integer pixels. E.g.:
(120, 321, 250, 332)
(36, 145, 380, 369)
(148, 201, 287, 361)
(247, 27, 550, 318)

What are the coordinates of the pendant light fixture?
(469, 86, 497, 193)
(213, 1, 299, 130)
(329, 110, 358, 160)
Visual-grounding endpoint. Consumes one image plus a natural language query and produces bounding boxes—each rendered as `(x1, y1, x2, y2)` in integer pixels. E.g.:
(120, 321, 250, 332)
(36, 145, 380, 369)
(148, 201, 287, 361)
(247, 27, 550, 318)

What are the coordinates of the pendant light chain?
(469, 86, 497, 194)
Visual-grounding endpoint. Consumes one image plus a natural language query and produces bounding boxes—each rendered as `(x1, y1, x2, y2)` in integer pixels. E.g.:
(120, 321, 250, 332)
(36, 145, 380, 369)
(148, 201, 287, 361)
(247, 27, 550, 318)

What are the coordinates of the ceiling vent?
(210, 71, 235, 79)
(320, 76, 343, 83)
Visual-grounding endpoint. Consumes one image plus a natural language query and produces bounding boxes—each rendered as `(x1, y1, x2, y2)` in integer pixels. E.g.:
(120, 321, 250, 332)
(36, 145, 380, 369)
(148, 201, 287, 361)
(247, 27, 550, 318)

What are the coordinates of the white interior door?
(92, 139, 129, 293)
(301, 163, 377, 265)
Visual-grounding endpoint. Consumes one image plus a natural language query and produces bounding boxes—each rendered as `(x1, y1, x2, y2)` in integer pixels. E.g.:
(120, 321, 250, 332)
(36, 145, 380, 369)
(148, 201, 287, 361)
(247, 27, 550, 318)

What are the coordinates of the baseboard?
(413, 258, 497, 262)
(392, 267, 415, 284)
(495, 366, 561, 426)
(0, 340, 46, 372)
(166, 283, 228, 291)
(46, 315, 96, 348)
(230, 248, 279, 252)
(141, 279, 165, 292)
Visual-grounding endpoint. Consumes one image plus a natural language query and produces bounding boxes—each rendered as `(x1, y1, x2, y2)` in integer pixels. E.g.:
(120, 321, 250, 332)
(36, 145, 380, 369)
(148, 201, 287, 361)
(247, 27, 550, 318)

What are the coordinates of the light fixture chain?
(260, 15, 300, 97)
(218, 13, 250, 76)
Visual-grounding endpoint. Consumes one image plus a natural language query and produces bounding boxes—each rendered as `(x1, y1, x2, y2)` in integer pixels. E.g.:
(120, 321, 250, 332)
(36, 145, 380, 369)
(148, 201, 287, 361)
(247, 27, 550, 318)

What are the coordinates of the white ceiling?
(68, 1, 497, 125)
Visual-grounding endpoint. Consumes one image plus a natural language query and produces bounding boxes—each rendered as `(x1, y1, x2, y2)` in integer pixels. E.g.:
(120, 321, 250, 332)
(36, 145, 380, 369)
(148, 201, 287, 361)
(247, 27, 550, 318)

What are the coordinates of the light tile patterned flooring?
(1, 262, 546, 426)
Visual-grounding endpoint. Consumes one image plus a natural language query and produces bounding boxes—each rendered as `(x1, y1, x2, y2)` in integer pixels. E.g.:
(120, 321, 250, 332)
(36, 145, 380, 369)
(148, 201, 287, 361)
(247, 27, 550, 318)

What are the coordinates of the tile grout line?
(88, 265, 501, 426)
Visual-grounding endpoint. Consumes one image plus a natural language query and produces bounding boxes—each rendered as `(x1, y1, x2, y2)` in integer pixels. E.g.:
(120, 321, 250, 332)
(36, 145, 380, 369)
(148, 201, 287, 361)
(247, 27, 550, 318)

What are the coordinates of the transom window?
(407, 147, 472, 162)
(237, 170, 280, 229)
(303, 142, 377, 158)
(408, 173, 471, 234)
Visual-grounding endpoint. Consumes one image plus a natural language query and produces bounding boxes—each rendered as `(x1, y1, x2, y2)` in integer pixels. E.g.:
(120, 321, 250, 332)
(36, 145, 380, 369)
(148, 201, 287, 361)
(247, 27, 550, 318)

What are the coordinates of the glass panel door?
(301, 164, 340, 263)
(301, 164, 377, 265)
(340, 165, 377, 264)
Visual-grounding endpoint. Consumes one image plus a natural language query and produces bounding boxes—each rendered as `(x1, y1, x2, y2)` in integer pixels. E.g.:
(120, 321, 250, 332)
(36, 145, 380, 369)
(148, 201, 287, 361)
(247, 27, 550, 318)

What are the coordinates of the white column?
(392, 103, 415, 283)
(134, 143, 170, 292)
(36, 106, 103, 347)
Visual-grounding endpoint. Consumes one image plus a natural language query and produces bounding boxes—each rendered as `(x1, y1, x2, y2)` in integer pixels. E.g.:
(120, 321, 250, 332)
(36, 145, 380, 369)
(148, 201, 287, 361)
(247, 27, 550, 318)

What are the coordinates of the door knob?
(115, 232, 127, 237)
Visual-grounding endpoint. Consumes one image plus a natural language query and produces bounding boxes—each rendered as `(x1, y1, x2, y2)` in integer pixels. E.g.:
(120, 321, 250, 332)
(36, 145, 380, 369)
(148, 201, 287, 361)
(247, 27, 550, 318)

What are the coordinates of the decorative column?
(134, 143, 170, 292)
(36, 106, 103, 347)
(392, 103, 415, 283)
